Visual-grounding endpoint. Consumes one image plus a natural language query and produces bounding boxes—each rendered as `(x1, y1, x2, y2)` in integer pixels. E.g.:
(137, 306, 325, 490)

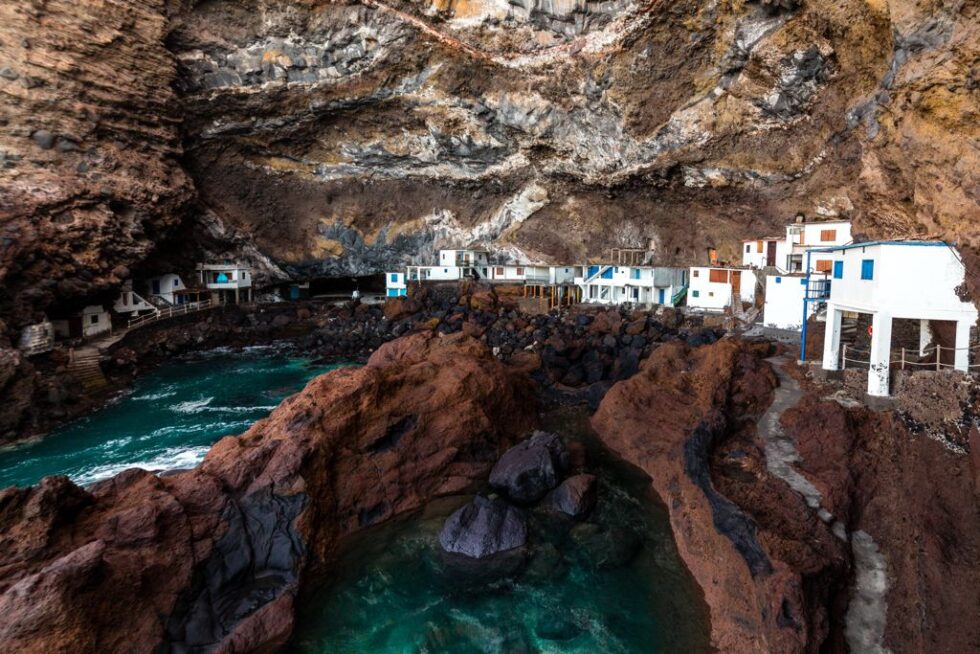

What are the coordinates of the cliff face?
(1, 0, 978, 323)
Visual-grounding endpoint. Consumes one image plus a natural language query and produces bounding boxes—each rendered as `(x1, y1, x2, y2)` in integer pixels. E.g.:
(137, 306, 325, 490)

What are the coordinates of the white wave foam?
(72, 445, 212, 487)
(132, 390, 177, 401)
(170, 397, 214, 414)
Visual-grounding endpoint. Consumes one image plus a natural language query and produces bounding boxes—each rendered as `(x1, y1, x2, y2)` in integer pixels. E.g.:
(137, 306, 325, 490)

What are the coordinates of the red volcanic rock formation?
(783, 396, 980, 654)
(0, 332, 535, 653)
(592, 340, 846, 653)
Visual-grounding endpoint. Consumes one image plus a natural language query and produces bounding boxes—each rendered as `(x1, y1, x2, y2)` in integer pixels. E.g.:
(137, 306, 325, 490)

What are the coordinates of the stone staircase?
(68, 347, 107, 391)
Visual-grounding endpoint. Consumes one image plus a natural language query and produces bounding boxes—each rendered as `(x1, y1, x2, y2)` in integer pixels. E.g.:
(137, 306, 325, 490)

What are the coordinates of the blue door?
(658, 288, 665, 304)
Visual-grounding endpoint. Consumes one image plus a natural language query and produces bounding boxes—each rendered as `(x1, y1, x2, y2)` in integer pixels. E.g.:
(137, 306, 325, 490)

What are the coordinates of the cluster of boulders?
(439, 431, 597, 560)
(374, 283, 724, 391)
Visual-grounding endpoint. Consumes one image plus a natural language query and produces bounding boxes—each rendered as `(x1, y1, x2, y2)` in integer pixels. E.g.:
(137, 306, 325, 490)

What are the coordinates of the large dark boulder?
(438, 496, 527, 558)
(489, 431, 568, 503)
(552, 474, 597, 519)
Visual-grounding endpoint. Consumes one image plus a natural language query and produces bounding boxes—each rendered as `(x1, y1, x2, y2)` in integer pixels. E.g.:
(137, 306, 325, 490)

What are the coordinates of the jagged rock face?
(0, 0, 194, 326)
(1, 0, 978, 323)
(0, 332, 537, 652)
(167, 0, 978, 276)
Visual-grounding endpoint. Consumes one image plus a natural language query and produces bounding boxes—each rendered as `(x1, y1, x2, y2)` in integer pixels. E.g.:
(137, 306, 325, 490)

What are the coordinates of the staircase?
(68, 347, 107, 391)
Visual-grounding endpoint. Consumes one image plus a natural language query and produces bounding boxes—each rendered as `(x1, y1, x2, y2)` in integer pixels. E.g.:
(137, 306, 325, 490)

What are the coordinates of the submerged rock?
(489, 431, 568, 503)
(570, 523, 642, 570)
(439, 495, 527, 558)
(552, 473, 597, 519)
(535, 609, 582, 641)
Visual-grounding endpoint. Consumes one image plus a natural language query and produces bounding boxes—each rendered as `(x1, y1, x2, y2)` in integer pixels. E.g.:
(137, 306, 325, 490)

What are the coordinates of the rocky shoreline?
(0, 287, 977, 652)
(1, 282, 721, 447)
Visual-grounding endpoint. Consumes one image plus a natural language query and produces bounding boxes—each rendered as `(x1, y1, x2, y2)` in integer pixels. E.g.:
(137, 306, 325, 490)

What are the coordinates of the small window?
(708, 292, 715, 297)
(90, 314, 98, 325)
(692, 270, 700, 278)
(443, 268, 448, 273)
(692, 290, 700, 298)
(495, 267, 503, 276)
(516, 267, 524, 276)
(820, 229, 837, 242)
(173, 279, 179, 288)
(745, 244, 751, 253)
(756, 241, 763, 253)
(861, 259, 874, 280)
(833, 261, 843, 279)
(775, 277, 782, 284)
(800, 278, 807, 285)
(390, 273, 398, 283)
(815, 260, 832, 273)
(631, 269, 641, 280)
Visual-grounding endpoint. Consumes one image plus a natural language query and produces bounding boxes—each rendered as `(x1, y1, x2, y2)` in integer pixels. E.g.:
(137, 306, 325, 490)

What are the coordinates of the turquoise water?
(288, 408, 711, 654)
(0, 348, 347, 489)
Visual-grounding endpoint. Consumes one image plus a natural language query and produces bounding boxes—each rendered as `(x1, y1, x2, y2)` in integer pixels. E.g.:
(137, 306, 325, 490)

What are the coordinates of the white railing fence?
(127, 299, 215, 330)
(841, 343, 980, 371)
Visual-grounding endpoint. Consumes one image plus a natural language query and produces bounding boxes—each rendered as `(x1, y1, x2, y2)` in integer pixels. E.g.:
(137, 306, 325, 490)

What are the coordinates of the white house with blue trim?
(575, 265, 687, 307)
(814, 241, 978, 396)
(385, 272, 407, 297)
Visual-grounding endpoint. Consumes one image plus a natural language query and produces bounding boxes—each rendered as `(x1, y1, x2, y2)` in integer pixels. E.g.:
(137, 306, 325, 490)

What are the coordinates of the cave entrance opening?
(307, 274, 385, 300)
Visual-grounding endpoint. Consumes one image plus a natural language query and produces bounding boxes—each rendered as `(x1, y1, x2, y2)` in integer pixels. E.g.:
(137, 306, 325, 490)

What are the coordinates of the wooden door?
(731, 271, 741, 296)
(766, 241, 777, 266)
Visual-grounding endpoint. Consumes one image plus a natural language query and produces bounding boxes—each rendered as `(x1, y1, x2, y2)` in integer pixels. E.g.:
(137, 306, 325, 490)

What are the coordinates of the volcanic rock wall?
(1, 0, 978, 326)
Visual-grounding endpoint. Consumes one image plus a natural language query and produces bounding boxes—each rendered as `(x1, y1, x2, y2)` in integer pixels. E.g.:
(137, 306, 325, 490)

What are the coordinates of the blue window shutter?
(775, 277, 781, 284)
(692, 290, 700, 298)
(800, 278, 807, 285)
(861, 259, 874, 280)
(833, 261, 844, 279)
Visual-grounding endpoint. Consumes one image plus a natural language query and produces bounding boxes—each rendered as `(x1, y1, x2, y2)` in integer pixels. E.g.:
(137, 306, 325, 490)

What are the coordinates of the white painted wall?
(688, 267, 757, 311)
(763, 274, 814, 329)
(824, 243, 978, 320)
(147, 274, 185, 304)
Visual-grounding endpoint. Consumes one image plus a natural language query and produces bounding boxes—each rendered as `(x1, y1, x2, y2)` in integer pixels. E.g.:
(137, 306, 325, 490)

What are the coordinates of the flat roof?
(808, 240, 952, 253)
(788, 219, 852, 225)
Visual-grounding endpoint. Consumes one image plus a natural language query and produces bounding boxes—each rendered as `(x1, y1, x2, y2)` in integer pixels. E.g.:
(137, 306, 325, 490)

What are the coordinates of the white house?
(576, 265, 688, 307)
(742, 236, 786, 269)
(817, 241, 978, 396)
(146, 274, 187, 305)
(114, 280, 156, 316)
(743, 219, 852, 273)
(407, 249, 491, 282)
(762, 273, 823, 329)
(197, 263, 253, 304)
(53, 305, 112, 339)
(385, 272, 407, 297)
(688, 266, 757, 312)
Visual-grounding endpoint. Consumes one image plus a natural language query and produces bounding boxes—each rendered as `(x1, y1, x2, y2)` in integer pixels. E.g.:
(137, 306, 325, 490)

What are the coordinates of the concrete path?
(761, 357, 891, 654)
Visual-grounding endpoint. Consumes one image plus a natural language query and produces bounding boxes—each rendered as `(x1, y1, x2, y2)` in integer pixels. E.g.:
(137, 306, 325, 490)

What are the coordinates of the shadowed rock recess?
(0, 333, 535, 652)
(1, 0, 979, 327)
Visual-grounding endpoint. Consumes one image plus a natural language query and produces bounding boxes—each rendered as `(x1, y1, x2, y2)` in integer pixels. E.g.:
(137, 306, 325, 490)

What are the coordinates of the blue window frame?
(631, 268, 641, 280)
(390, 273, 398, 283)
(775, 277, 782, 284)
(692, 290, 700, 298)
(800, 278, 807, 285)
(861, 259, 874, 280)
(833, 261, 844, 279)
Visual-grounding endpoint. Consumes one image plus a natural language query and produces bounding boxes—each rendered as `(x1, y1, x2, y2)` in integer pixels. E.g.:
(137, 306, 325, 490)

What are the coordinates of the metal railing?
(841, 343, 980, 371)
(127, 299, 215, 330)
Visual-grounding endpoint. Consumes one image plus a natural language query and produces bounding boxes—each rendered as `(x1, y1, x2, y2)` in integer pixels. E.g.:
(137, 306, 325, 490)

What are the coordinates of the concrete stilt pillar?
(867, 312, 893, 397)
(954, 319, 970, 372)
(919, 319, 932, 356)
(822, 303, 843, 370)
